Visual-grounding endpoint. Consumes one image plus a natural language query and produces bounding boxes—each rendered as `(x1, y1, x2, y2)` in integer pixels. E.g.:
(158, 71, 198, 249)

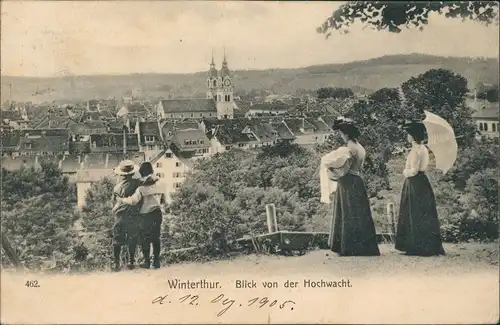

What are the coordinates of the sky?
(1, 1, 499, 77)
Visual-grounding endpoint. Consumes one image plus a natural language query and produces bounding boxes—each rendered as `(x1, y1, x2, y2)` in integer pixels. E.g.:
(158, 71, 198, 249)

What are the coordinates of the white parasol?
(422, 110, 458, 175)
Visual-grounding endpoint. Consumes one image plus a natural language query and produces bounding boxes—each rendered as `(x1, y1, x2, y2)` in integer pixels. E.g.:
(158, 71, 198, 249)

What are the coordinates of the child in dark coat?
(111, 160, 142, 271)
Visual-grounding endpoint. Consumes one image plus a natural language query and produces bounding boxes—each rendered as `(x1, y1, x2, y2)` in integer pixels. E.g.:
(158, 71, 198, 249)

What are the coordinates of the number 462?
(25, 280, 40, 288)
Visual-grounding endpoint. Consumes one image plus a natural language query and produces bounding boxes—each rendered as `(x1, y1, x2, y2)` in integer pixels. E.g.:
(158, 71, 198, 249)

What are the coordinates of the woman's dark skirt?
(395, 172, 445, 256)
(328, 173, 380, 256)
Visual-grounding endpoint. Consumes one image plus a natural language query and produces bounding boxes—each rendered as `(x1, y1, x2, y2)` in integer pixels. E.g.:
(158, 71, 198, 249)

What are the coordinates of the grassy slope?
(2, 54, 498, 102)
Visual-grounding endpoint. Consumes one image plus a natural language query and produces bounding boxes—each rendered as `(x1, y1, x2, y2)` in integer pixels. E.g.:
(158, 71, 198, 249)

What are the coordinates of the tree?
(317, 2, 499, 35)
(486, 85, 499, 102)
(465, 168, 498, 237)
(0, 162, 80, 270)
(368, 87, 401, 104)
(400, 69, 477, 144)
(444, 139, 499, 190)
(169, 184, 240, 255)
(317, 87, 355, 100)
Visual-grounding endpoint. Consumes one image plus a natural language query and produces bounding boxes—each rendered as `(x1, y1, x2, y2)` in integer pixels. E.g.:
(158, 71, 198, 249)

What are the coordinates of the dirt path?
(2, 243, 498, 324)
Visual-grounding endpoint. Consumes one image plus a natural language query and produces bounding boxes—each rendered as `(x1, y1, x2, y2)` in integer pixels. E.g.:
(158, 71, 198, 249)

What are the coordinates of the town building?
(157, 54, 235, 120)
(246, 102, 290, 117)
(472, 106, 499, 140)
(116, 102, 150, 119)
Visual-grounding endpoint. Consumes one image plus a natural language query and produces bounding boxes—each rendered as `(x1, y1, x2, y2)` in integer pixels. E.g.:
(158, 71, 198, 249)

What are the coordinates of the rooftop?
(472, 107, 499, 120)
(160, 98, 217, 113)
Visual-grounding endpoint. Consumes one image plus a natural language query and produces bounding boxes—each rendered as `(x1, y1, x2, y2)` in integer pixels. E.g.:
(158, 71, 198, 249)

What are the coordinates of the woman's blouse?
(346, 140, 365, 175)
(403, 144, 429, 178)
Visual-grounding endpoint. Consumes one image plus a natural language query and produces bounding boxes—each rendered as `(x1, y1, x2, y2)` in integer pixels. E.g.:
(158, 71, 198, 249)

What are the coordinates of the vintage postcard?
(1, 1, 499, 324)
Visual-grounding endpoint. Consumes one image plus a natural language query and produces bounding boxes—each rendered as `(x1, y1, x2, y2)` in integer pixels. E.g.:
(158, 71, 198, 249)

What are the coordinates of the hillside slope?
(1, 54, 498, 102)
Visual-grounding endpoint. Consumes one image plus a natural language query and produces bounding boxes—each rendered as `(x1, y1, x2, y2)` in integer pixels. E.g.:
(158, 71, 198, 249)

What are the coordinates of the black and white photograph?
(1, 1, 498, 323)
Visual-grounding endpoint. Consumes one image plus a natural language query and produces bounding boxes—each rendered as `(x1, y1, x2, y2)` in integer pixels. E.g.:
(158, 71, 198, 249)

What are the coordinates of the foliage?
(464, 168, 498, 240)
(167, 144, 322, 259)
(401, 68, 477, 145)
(318, 2, 499, 35)
(477, 83, 499, 102)
(444, 139, 499, 190)
(368, 87, 401, 104)
(432, 140, 498, 242)
(169, 184, 240, 258)
(316, 87, 355, 100)
(78, 177, 118, 270)
(1, 162, 80, 271)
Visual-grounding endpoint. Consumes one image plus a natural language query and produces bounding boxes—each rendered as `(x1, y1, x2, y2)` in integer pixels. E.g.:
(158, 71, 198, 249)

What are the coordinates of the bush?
(78, 178, 117, 271)
(168, 184, 241, 260)
(463, 168, 498, 241)
(433, 168, 499, 242)
(0, 164, 81, 271)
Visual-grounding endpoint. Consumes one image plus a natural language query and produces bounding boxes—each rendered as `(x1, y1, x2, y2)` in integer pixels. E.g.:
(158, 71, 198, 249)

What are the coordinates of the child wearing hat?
(111, 160, 142, 271)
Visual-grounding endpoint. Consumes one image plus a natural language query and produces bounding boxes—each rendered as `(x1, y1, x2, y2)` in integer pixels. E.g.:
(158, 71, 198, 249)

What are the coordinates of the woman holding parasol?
(395, 111, 456, 256)
(322, 117, 380, 256)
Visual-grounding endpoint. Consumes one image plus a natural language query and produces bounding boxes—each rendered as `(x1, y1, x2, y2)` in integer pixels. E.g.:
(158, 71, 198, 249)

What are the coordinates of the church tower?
(206, 51, 218, 100)
(215, 49, 234, 119)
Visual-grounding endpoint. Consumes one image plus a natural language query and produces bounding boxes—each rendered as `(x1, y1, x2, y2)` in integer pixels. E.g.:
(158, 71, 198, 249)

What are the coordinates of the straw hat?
(113, 160, 139, 176)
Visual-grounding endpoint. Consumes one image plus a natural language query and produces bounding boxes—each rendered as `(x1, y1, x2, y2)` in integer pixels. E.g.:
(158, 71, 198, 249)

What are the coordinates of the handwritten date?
(152, 293, 295, 317)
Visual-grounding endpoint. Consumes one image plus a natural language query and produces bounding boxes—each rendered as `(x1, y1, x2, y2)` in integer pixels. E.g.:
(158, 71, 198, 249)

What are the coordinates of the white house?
(472, 106, 499, 140)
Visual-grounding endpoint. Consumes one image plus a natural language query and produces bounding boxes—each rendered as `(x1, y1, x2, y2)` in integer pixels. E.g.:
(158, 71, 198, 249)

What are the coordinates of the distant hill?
(1, 53, 498, 103)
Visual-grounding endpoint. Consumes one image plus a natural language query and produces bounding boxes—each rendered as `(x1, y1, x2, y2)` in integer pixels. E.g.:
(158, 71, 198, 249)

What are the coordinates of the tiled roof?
(304, 118, 332, 133)
(271, 121, 296, 140)
(1, 123, 14, 132)
(160, 98, 217, 113)
(201, 118, 220, 133)
(234, 100, 251, 111)
(1, 110, 22, 120)
(213, 119, 259, 145)
(160, 122, 177, 142)
(107, 121, 127, 133)
(160, 121, 200, 142)
(79, 110, 114, 122)
(69, 121, 108, 135)
(249, 102, 290, 112)
(472, 107, 499, 120)
(31, 116, 74, 129)
(120, 103, 149, 115)
(89, 133, 139, 152)
(16, 132, 70, 153)
(172, 129, 211, 150)
(246, 120, 280, 143)
(320, 115, 339, 128)
(283, 118, 315, 134)
(138, 121, 161, 137)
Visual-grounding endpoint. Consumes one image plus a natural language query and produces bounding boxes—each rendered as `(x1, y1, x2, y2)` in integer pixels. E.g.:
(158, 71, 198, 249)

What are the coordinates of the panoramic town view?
(1, 1, 499, 324)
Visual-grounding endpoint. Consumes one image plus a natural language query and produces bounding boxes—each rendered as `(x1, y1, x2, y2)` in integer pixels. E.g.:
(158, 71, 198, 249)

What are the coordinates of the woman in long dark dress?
(327, 117, 380, 256)
(395, 120, 445, 256)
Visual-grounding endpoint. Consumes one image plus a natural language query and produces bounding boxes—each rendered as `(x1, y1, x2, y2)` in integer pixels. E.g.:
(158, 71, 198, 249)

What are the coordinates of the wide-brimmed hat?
(113, 160, 139, 176)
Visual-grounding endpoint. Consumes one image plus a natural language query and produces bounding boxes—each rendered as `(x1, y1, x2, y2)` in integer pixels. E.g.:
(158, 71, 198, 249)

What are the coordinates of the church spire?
(208, 50, 217, 78)
(223, 46, 227, 64)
